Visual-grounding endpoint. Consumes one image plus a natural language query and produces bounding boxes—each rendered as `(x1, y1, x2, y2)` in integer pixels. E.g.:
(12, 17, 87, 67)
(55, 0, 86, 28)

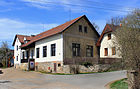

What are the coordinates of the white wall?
(35, 34, 63, 62)
(14, 38, 22, 65)
(100, 32, 121, 58)
(21, 48, 35, 60)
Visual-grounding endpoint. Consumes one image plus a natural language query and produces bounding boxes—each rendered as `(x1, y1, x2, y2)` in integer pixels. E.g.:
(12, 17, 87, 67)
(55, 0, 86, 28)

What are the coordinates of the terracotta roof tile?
(12, 34, 34, 46)
(21, 15, 84, 48)
(17, 35, 33, 43)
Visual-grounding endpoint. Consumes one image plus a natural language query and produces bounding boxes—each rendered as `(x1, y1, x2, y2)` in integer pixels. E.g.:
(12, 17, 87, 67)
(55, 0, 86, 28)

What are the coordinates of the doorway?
(54, 63, 57, 72)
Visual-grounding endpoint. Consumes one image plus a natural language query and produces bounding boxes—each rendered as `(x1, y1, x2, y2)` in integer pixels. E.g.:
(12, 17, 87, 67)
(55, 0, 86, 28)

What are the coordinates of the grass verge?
(110, 78, 128, 89)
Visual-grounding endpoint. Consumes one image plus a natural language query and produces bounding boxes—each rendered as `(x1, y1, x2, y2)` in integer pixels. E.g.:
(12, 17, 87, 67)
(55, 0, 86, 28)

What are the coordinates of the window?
(43, 46, 47, 57)
(79, 25, 82, 32)
(22, 52, 25, 59)
(108, 33, 111, 40)
(86, 45, 93, 57)
(112, 47, 116, 55)
(26, 51, 29, 59)
(17, 45, 18, 51)
(84, 26, 87, 33)
(104, 48, 108, 56)
(36, 48, 40, 58)
(72, 43, 80, 57)
(31, 50, 34, 58)
(58, 63, 61, 67)
(17, 56, 18, 61)
(51, 44, 56, 56)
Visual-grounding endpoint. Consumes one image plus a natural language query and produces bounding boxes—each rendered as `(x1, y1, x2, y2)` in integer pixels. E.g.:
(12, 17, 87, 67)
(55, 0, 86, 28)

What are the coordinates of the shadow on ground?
(0, 70, 3, 74)
(0, 81, 11, 83)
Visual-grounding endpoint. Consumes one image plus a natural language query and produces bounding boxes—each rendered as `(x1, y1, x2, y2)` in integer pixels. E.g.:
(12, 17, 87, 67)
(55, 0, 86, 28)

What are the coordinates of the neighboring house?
(96, 24, 121, 58)
(12, 15, 100, 72)
(12, 35, 34, 68)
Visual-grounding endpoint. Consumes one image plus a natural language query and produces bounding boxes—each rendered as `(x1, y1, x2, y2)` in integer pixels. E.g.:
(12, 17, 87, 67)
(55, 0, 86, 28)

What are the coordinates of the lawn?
(110, 78, 128, 89)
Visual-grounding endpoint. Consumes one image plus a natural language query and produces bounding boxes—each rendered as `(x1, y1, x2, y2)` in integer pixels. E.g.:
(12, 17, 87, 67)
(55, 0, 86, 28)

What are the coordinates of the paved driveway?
(0, 68, 126, 89)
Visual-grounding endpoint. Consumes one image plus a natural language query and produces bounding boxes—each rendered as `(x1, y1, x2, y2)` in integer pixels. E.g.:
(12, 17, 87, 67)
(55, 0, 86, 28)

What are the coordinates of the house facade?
(13, 15, 100, 72)
(96, 24, 121, 59)
(12, 35, 33, 68)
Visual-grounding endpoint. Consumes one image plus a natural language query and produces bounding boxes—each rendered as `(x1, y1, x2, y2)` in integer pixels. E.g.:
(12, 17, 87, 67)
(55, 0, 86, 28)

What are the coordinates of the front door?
(26, 51, 29, 59)
(54, 63, 57, 72)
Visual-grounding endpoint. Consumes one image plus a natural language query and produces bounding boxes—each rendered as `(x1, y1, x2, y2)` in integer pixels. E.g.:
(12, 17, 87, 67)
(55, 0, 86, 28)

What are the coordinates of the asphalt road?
(0, 68, 126, 89)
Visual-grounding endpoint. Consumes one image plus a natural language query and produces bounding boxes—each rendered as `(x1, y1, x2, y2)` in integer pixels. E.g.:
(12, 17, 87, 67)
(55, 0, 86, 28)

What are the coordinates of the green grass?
(110, 78, 128, 89)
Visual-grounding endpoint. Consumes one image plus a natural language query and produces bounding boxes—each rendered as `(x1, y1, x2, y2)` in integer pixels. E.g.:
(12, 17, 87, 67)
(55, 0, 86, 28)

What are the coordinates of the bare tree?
(113, 9, 140, 89)
(92, 22, 100, 34)
(107, 16, 123, 25)
(0, 41, 12, 67)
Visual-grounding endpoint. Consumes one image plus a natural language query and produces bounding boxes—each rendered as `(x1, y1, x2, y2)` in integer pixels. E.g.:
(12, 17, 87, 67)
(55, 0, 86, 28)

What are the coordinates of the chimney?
(31, 35, 35, 37)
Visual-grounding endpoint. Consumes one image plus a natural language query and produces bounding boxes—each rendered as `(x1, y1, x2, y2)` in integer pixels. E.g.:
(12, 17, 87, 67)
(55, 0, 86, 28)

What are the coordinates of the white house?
(96, 24, 121, 58)
(13, 15, 100, 72)
(12, 35, 33, 68)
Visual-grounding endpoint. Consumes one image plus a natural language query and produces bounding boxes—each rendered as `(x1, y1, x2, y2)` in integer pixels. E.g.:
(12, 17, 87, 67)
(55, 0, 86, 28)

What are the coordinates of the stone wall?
(15, 58, 123, 74)
(14, 64, 20, 69)
(35, 61, 63, 73)
(14, 63, 28, 70)
(33, 60, 122, 74)
(20, 63, 28, 70)
(127, 70, 140, 89)
(62, 63, 123, 74)
(62, 64, 112, 73)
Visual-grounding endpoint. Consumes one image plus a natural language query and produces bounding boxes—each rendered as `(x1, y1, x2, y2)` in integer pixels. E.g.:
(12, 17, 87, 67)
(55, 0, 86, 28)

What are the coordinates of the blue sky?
(0, 0, 139, 49)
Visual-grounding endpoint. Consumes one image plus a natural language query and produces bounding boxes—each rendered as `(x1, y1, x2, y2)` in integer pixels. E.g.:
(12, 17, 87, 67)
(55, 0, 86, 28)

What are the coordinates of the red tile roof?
(21, 15, 85, 48)
(12, 34, 33, 46)
(96, 24, 120, 46)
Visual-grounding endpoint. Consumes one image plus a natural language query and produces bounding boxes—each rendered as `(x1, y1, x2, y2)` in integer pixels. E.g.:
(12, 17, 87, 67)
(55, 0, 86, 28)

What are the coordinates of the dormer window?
(79, 25, 82, 32)
(24, 37, 28, 44)
(108, 33, 111, 40)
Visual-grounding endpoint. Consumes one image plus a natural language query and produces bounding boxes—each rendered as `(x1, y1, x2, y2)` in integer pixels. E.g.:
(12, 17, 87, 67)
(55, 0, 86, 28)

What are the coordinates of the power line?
(83, 0, 136, 10)
(29, 0, 133, 13)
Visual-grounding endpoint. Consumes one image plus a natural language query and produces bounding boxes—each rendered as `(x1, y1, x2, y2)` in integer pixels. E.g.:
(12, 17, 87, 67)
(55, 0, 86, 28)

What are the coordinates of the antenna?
(69, 8, 71, 21)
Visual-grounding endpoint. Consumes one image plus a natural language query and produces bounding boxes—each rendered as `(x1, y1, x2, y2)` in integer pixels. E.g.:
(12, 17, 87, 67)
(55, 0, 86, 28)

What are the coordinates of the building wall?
(14, 38, 22, 66)
(35, 34, 63, 63)
(63, 17, 99, 63)
(22, 48, 35, 59)
(100, 32, 121, 58)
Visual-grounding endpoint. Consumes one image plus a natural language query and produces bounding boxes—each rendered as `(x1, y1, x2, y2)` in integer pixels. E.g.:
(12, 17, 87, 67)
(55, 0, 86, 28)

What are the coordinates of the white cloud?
(21, 0, 88, 13)
(0, 18, 59, 41)
(0, 0, 14, 6)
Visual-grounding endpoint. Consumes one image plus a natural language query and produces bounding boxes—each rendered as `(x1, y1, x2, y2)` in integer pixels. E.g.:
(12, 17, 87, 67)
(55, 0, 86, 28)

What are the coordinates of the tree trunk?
(127, 70, 140, 89)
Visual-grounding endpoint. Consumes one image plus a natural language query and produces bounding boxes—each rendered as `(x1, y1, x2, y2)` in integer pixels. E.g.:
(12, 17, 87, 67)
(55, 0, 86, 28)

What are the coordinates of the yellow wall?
(63, 17, 99, 60)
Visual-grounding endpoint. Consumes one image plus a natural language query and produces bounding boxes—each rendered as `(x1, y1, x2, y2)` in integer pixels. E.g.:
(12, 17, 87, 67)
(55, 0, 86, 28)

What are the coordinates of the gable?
(12, 34, 32, 46)
(96, 24, 112, 46)
(63, 16, 100, 39)
(96, 24, 120, 46)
